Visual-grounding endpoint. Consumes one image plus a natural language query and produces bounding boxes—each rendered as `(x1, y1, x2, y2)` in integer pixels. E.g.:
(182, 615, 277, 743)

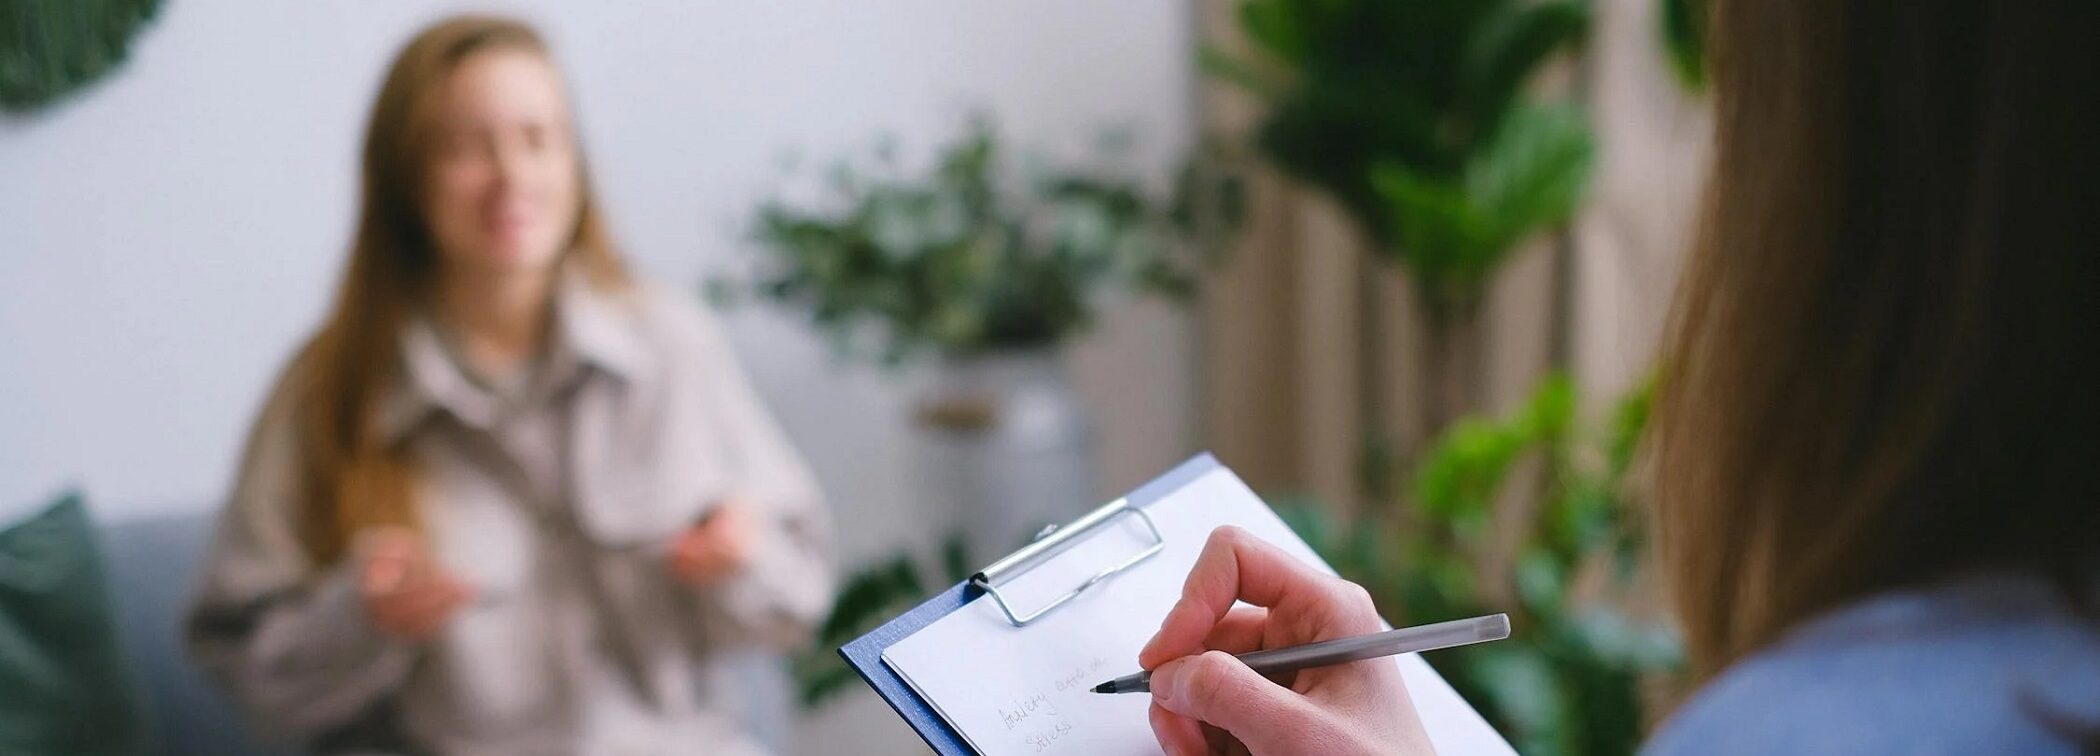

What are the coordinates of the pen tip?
(1090, 682, 1112, 694)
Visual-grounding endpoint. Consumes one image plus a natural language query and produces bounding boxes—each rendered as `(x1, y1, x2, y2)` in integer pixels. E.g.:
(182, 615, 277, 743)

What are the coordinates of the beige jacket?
(185, 272, 833, 756)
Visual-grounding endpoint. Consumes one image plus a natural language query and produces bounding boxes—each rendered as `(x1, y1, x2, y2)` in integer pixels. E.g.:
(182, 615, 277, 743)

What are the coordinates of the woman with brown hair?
(1134, 1, 2100, 753)
(184, 15, 831, 755)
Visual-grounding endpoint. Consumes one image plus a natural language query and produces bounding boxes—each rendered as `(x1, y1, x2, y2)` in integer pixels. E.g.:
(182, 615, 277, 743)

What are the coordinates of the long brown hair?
(290, 14, 627, 565)
(1653, 0, 2100, 679)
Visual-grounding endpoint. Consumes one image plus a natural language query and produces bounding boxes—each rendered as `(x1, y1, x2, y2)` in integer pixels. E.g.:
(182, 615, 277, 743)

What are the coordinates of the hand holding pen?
(1131, 527, 1461, 756)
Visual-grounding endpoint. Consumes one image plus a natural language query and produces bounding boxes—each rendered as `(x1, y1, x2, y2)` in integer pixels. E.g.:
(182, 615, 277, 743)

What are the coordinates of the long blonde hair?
(290, 14, 628, 565)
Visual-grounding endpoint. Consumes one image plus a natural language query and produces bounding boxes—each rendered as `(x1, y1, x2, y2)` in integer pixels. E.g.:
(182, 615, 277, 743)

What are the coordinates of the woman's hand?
(357, 527, 475, 643)
(1139, 526, 1437, 756)
(668, 500, 755, 587)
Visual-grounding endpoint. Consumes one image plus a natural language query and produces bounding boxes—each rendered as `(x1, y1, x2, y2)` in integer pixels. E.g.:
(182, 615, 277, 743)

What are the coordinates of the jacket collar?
(375, 264, 648, 442)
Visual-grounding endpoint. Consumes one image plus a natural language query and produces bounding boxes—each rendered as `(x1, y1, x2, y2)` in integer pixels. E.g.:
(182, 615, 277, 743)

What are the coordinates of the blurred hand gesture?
(1138, 526, 1437, 756)
(668, 500, 755, 588)
(357, 527, 475, 643)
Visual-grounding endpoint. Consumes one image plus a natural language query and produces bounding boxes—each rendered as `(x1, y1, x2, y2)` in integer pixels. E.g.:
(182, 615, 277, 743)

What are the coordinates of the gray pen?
(1091, 613, 1511, 694)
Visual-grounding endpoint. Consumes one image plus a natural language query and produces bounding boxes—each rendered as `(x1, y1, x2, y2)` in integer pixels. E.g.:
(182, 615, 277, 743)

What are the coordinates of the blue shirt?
(1644, 571, 2100, 755)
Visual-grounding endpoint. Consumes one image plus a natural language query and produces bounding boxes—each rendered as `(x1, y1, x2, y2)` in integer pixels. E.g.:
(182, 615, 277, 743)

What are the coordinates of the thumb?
(1151, 651, 1324, 753)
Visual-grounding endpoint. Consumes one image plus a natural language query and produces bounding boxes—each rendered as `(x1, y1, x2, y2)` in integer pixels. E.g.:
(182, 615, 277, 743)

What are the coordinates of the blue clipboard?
(837, 452, 1225, 756)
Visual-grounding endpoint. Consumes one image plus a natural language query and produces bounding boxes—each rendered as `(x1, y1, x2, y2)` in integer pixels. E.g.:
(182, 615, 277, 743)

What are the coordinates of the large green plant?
(1208, 0, 1593, 314)
(1278, 376, 1680, 755)
(741, 115, 1234, 364)
(1209, 0, 1596, 440)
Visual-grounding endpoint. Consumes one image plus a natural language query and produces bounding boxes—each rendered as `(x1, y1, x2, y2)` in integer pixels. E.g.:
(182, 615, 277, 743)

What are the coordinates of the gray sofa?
(97, 513, 792, 756)
(99, 514, 295, 756)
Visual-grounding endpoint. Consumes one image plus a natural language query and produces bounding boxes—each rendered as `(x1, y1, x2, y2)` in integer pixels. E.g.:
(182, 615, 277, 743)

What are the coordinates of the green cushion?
(0, 492, 145, 756)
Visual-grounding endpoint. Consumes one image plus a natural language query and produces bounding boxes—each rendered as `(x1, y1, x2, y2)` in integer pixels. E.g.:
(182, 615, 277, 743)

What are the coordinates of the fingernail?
(1150, 660, 1183, 709)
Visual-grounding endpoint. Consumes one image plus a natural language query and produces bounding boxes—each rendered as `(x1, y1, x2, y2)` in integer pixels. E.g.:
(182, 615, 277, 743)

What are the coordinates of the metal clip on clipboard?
(968, 497, 1167, 627)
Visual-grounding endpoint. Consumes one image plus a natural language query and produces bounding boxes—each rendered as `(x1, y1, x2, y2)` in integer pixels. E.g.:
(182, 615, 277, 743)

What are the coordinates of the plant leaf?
(1236, 0, 1316, 65)
(1372, 161, 1485, 292)
(1661, 0, 1709, 90)
(1463, 103, 1594, 277)
(1459, 0, 1592, 138)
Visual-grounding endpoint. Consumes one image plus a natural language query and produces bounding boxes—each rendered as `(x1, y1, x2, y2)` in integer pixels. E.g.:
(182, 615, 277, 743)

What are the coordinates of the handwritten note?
(882, 467, 1516, 755)
(992, 657, 1111, 752)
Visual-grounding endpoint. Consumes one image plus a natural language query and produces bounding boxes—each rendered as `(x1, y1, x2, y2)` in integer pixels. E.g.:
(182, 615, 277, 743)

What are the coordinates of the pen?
(1091, 613, 1511, 694)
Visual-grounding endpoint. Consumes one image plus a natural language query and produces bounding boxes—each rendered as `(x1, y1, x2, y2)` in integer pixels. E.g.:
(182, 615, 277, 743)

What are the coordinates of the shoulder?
(243, 336, 324, 447)
(1644, 572, 2100, 756)
(565, 274, 756, 393)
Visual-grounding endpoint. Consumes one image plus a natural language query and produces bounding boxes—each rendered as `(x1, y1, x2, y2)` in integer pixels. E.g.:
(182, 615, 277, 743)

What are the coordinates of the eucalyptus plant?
(742, 115, 1234, 364)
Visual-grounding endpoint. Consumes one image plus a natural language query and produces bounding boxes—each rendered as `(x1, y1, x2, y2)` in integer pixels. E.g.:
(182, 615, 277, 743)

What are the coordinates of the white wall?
(1, 0, 1199, 551)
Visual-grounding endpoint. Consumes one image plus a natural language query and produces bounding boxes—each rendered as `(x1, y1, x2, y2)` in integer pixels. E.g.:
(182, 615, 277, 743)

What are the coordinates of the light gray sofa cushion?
(99, 513, 294, 756)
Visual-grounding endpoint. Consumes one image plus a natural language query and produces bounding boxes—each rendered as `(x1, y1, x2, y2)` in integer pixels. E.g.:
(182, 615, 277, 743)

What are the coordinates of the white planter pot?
(911, 349, 1099, 564)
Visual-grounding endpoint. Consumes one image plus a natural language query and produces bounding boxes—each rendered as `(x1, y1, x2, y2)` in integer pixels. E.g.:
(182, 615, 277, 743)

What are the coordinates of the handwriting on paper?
(999, 692, 1060, 730)
(1024, 721, 1077, 752)
(1053, 655, 1109, 693)
(994, 656, 1112, 752)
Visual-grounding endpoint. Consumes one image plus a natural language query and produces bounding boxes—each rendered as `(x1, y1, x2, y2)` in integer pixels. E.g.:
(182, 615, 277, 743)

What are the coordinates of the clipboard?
(838, 453, 1216, 755)
(838, 452, 1513, 756)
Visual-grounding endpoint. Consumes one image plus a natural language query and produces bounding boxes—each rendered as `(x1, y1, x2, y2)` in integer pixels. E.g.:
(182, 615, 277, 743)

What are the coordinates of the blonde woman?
(185, 15, 831, 755)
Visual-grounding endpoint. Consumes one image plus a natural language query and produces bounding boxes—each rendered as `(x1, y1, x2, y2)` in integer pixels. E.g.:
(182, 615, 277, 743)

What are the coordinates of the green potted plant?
(737, 114, 1241, 710)
(744, 114, 1219, 363)
(1278, 376, 1682, 755)
(739, 113, 1233, 556)
(1208, 0, 1596, 450)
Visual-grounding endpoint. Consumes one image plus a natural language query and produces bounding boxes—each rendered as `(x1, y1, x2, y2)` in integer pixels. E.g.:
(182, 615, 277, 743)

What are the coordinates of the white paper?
(883, 466, 1514, 756)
